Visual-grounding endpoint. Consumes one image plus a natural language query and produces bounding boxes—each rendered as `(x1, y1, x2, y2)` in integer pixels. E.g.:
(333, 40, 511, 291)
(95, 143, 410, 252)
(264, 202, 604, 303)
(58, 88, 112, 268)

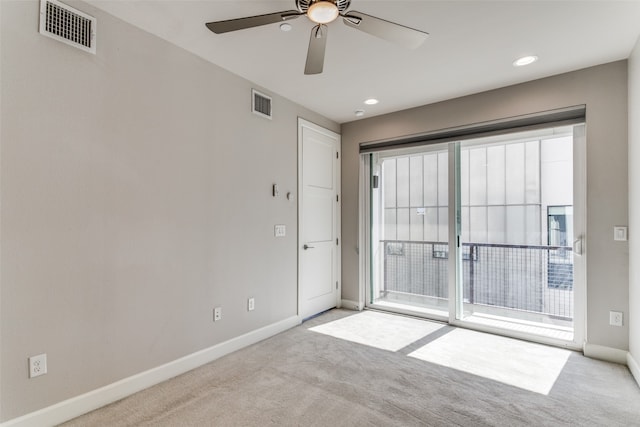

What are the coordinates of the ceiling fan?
(205, 0, 429, 75)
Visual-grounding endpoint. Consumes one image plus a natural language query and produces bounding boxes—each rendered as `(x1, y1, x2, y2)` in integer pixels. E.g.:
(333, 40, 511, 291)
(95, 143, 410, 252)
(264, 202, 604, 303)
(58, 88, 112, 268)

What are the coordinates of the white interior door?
(298, 119, 341, 320)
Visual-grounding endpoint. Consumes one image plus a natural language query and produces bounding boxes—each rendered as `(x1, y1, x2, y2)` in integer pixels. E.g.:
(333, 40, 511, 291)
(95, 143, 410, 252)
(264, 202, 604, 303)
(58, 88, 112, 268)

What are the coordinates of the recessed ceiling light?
(513, 55, 538, 67)
(355, 110, 365, 117)
(279, 23, 292, 32)
(364, 98, 379, 105)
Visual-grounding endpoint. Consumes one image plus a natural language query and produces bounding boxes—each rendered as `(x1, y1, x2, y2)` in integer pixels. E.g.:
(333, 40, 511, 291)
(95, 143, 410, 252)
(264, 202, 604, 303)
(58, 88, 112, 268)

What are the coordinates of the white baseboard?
(628, 352, 640, 388)
(583, 342, 629, 365)
(341, 299, 363, 311)
(1, 315, 301, 427)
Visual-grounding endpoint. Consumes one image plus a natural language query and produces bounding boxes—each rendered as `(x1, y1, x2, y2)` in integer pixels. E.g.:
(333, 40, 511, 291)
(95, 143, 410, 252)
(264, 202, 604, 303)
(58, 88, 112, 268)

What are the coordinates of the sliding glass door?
(365, 125, 585, 346)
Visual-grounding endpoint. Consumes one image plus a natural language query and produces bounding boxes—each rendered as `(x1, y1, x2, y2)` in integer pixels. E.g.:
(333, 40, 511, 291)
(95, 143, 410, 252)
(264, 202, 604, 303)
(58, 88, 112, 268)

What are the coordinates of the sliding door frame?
(359, 108, 587, 350)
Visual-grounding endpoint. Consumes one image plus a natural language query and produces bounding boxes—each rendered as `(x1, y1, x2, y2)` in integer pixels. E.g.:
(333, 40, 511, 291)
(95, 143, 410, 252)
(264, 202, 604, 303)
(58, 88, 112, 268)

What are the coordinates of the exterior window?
(548, 206, 573, 247)
(547, 206, 573, 289)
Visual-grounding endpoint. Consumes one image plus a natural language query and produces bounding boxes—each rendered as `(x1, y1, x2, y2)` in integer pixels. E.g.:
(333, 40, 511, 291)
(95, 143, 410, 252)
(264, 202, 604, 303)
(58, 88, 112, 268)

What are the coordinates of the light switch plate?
(274, 224, 286, 237)
(614, 226, 628, 241)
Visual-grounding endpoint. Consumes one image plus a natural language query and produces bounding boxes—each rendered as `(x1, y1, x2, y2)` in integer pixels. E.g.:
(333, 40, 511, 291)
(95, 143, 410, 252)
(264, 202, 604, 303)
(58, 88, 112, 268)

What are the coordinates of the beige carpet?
(61, 309, 640, 426)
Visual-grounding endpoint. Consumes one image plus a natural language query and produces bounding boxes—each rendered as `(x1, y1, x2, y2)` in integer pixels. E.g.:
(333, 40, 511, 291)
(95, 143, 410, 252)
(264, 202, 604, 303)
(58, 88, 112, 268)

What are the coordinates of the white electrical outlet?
(248, 297, 255, 311)
(609, 311, 623, 327)
(214, 307, 222, 322)
(29, 353, 47, 378)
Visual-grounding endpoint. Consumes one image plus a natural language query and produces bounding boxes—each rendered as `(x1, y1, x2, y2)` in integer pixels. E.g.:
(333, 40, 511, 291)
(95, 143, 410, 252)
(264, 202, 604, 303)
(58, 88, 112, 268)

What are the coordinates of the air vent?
(252, 89, 272, 120)
(39, 0, 96, 54)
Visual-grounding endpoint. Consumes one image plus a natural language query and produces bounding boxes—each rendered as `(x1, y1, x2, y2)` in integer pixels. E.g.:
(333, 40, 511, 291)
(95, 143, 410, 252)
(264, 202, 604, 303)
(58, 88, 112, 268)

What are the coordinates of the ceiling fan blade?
(305, 25, 328, 75)
(342, 11, 428, 49)
(206, 10, 301, 34)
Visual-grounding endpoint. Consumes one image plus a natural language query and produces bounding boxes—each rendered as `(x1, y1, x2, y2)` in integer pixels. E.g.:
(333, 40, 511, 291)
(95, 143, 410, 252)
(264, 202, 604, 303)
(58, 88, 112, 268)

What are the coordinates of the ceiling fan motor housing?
(296, 0, 351, 14)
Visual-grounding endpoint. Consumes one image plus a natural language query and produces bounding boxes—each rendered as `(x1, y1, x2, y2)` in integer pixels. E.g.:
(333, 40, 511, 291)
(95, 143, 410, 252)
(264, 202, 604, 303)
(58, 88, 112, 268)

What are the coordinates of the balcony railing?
(381, 240, 574, 320)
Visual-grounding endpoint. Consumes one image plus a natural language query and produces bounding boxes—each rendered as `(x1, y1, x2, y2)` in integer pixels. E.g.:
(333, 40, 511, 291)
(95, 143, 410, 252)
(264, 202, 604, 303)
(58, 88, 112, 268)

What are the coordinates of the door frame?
(297, 118, 342, 319)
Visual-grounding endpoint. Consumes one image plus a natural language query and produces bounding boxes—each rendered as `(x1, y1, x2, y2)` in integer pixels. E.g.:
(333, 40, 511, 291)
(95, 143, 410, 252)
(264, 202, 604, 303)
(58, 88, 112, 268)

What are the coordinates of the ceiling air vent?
(39, 0, 96, 54)
(252, 89, 272, 120)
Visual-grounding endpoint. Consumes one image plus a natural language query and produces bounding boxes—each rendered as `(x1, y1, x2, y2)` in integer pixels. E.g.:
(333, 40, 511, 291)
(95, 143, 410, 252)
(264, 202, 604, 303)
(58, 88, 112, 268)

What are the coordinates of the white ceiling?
(87, 0, 640, 124)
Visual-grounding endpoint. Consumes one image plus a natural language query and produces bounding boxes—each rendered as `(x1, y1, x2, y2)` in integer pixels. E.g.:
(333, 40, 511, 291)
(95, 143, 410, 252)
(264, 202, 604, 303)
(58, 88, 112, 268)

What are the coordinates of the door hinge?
(336, 195, 339, 202)
(336, 281, 339, 289)
(336, 238, 339, 245)
(336, 151, 339, 159)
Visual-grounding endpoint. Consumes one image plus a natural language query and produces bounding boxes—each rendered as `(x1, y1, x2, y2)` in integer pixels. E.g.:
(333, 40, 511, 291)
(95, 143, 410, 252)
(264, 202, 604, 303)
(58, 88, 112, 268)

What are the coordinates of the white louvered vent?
(252, 89, 272, 120)
(39, 0, 96, 54)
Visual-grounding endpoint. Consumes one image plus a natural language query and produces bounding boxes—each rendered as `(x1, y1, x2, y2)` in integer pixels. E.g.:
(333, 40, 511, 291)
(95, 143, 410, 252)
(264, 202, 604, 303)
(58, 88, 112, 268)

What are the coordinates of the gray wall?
(629, 37, 640, 369)
(341, 61, 629, 351)
(0, 1, 337, 421)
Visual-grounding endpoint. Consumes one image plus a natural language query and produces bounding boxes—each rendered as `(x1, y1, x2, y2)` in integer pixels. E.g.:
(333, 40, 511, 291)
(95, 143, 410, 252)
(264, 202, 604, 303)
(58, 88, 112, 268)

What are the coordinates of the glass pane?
(371, 145, 449, 314)
(458, 127, 575, 337)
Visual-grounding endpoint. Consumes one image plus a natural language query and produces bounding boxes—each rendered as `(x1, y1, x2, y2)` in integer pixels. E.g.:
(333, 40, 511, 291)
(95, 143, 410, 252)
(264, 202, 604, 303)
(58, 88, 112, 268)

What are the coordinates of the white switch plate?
(274, 224, 286, 237)
(248, 297, 255, 311)
(614, 226, 628, 241)
(29, 353, 47, 378)
(609, 311, 623, 326)
(213, 307, 222, 322)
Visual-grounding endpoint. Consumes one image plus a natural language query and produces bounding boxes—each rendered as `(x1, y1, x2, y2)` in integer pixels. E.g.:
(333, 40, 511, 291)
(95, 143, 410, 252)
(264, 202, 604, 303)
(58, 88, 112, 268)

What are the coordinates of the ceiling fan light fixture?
(307, 1, 339, 24)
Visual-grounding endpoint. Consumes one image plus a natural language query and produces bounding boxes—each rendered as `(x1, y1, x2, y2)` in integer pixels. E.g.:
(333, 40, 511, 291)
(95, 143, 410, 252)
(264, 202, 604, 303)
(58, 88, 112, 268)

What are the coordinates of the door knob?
(303, 244, 314, 250)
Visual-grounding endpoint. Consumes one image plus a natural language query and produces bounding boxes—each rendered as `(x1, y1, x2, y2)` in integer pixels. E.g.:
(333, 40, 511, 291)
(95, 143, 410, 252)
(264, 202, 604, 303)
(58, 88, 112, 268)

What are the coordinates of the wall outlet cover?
(29, 353, 47, 378)
(609, 311, 623, 327)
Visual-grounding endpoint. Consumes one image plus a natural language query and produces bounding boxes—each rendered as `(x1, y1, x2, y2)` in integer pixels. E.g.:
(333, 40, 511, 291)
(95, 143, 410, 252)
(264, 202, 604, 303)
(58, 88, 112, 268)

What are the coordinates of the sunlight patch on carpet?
(409, 328, 571, 395)
(308, 311, 444, 352)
